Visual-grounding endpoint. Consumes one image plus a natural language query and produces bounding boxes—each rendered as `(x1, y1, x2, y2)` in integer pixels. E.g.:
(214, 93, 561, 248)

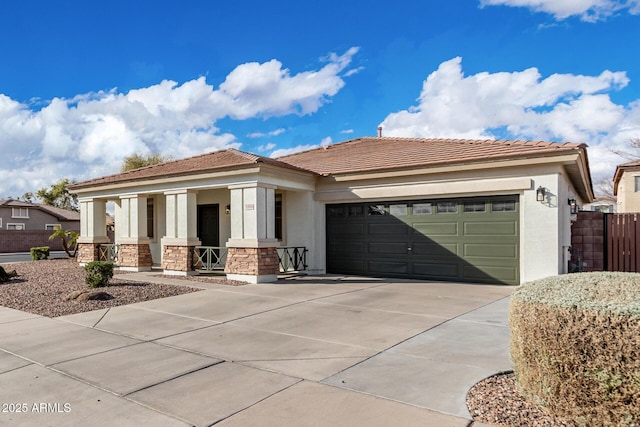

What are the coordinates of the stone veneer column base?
(162, 245, 197, 275)
(117, 244, 153, 271)
(224, 247, 279, 283)
(77, 243, 100, 264)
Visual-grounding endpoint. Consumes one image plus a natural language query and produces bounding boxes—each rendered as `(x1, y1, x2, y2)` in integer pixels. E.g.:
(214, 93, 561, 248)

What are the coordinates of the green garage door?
(326, 196, 519, 285)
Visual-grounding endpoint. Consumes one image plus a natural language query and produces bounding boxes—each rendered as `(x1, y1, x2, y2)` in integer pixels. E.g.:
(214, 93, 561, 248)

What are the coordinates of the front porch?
(76, 176, 319, 283)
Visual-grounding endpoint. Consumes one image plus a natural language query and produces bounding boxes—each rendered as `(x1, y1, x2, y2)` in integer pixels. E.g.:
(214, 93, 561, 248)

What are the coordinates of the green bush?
(30, 246, 50, 261)
(510, 272, 640, 426)
(84, 261, 114, 288)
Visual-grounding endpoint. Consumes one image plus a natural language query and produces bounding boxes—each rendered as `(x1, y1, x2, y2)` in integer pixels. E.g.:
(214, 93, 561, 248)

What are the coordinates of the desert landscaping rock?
(0, 259, 205, 317)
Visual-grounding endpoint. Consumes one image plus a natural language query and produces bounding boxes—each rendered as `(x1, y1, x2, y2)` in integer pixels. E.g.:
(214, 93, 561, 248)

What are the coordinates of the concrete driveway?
(0, 273, 513, 426)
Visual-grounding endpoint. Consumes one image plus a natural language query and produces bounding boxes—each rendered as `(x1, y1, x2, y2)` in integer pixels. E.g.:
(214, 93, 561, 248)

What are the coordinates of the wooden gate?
(606, 213, 640, 272)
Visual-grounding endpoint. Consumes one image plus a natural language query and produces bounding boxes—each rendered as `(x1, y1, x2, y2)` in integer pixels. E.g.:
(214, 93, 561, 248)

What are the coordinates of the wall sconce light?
(536, 186, 546, 202)
(225, 205, 231, 215)
(568, 198, 578, 214)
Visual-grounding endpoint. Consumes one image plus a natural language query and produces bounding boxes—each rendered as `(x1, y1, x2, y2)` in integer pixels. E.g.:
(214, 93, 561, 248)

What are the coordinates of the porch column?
(77, 198, 110, 264)
(225, 184, 280, 283)
(117, 195, 153, 271)
(161, 190, 201, 275)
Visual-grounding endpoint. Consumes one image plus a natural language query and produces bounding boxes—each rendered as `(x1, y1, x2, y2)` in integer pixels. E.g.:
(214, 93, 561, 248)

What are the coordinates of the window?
(0, 218, 2, 228)
(45, 224, 61, 231)
(327, 206, 345, 217)
(7, 223, 25, 230)
(389, 204, 408, 216)
(436, 202, 457, 214)
(464, 202, 486, 213)
(11, 207, 28, 218)
(147, 198, 155, 239)
(492, 200, 517, 212)
(413, 203, 432, 215)
(635, 176, 640, 192)
(368, 205, 386, 216)
(348, 205, 364, 217)
(275, 194, 283, 240)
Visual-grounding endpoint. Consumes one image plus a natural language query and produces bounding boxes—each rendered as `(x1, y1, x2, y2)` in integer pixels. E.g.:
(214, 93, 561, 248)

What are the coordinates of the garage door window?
(390, 204, 408, 216)
(348, 205, 364, 216)
(413, 203, 432, 215)
(464, 202, 486, 213)
(437, 202, 457, 213)
(368, 205, 386, 216)
(328, 206, 345, 217)
(492, 200, 517, 212)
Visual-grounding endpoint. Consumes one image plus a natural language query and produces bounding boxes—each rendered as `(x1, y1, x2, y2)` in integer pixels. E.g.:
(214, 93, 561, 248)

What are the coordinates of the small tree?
(49, 227, 80, 258)
(121, 153, 170, 172)
(36, 178, 79, 211)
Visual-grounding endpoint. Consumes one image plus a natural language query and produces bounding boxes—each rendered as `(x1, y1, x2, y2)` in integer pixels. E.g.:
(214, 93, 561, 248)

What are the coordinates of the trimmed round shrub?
(510, 272, 640, 426)
(84, 261, 114, 288)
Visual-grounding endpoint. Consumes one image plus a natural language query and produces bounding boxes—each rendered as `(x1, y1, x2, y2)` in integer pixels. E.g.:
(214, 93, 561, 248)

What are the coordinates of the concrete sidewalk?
(0, 273, 512, 426)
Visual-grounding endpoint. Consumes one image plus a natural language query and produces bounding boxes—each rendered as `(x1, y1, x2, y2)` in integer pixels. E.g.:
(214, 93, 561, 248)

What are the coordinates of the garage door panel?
(368, 242, 408, 255)
(412, 262, 460, 279)
(329, 259, 367, 274)
(413, 222, 458, 236)
(369, 261, 409, 274)
(463, 222, 517, 236)
(329, 242, 365, 254)
(368, 223, 409, 235)
(412, 242, 459, 256)
(329, 223, 366, 235)
(464, 243, 517, 258)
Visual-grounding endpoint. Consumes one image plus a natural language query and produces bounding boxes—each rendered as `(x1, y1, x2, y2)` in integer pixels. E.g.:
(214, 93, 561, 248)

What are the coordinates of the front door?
(197, 204, 219, 246)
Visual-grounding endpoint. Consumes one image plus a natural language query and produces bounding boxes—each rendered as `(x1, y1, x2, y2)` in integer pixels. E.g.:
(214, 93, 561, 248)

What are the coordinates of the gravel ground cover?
(0, 259, 206, 318)
(467, 372, 577, 426)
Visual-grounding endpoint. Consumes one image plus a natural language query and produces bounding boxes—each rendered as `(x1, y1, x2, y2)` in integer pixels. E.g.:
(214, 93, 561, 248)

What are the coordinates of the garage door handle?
(408, 247, 412, 251)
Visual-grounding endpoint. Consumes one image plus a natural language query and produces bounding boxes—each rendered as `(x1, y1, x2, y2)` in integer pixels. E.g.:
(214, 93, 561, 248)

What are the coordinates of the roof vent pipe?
(377, 126, 382, 137)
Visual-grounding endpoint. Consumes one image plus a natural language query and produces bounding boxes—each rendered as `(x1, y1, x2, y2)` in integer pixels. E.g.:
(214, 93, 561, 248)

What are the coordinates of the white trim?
(0, 218, 2, 228)
(6, 223, 26, 230)
(11, 207, 29, 218)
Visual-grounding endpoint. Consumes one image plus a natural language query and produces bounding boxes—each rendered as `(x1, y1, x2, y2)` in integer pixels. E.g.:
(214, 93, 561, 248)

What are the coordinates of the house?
(68, 137, 594, 285)
(582, 198, 616, 213)
(613, 160, 640, 213)
(0, 199, 80, 231)
(0, 199, 80, 253)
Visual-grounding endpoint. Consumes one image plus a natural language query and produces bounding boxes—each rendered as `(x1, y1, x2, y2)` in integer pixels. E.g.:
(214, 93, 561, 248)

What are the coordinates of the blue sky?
(1, 0, 640, 198)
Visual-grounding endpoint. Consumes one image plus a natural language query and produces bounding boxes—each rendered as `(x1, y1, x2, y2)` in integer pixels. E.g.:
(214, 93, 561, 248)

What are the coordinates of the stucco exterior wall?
(283, 190, 326, 274)
(616, 171, 640, 213)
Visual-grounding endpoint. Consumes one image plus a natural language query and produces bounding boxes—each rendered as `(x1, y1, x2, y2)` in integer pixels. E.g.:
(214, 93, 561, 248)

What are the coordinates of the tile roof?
(69, 137, 588, 190)
(276, 137, 587, 176)
(69, 148, 312, 189)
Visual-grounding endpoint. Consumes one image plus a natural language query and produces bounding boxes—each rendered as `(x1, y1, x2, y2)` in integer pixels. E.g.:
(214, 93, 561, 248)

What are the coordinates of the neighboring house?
(68, 137, 594, 285)
(0, 199, 80, 231)
(583, 198, 616, 213)
(613, 160, 640, 213)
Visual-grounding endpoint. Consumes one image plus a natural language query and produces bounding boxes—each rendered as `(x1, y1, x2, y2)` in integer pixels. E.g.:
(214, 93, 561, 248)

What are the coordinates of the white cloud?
(340, 129, 354, 134)
(479, 0, 640, 21)
(247, 128, 287, 138)
(380, 57, 639, 182)
(257, 142, 276, 152)
(0, 48, 358, 197)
